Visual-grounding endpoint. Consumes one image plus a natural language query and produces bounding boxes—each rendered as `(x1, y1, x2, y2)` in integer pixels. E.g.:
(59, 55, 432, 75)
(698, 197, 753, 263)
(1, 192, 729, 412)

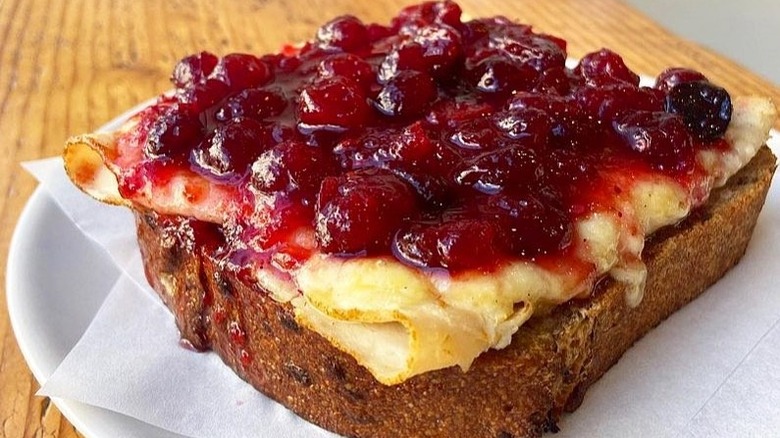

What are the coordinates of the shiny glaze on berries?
(132, 1, 733, 273)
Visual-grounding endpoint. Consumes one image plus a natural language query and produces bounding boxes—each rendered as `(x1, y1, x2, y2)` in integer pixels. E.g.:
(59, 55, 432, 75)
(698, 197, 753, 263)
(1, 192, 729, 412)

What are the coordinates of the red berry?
(297, 77, 369, 129)
(145, 105, 204, 161)
(251, 141, 337, 197)
(316, 169, 418, 254)
(215, 87, 288, 122)
(316, 15, 369, 53)
(317, 53, 375, 87)
(374, 70, 437, 118)
(211, 53, 273, 90)
(172, 51, 219, 88)
(576, 49, 640, 86)
(655, 68, 708, 92)
(393, 213, 500, 270)
(190, 117, 269, 179)
(613, 111, 695, 172)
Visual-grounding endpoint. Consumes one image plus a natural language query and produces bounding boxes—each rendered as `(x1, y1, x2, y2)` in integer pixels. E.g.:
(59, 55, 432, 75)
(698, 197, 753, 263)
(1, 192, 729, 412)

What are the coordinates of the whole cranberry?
(251, 141, 337, 196)
(477, 191, 572, 257)
(665, 80, 732, 141)
(576, 49, 640, 86)
(447, 116, 500, 151)
(374, 70, 437, 118)
(176, 78, 231, 112)
(215, 87, 288, 122)
(411, 24, 463, 78)
(393, 215, 500, 270)
(613, 111, 695, 172)
(494, 107, 552, 145)
(455, 145, 541, 194)
(574, 83, 665, 122)
(392, 1, 463, 31)
(317, 53, 375, 87)
(145, 105, 204, 161)
(297, 77, 369, 129)
(315, 169, 418, 254)
(171, 51, 219, 88)
(466, 54, 537, 95)
(211, 53, 273, 90)
(655, 68, 708, 92)
(316, 15, 369, 53)
(491, 34, 566, 72)
(190, 117, 268, 179)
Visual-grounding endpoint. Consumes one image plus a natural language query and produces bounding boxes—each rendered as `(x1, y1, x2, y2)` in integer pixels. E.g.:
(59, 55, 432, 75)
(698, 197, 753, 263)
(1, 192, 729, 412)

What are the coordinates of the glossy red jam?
(129, 1, 732, 272)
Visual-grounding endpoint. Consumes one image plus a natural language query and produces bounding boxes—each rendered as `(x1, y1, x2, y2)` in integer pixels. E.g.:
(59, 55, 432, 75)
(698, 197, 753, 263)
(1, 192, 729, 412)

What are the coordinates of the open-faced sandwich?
(63, 1, 776, 436)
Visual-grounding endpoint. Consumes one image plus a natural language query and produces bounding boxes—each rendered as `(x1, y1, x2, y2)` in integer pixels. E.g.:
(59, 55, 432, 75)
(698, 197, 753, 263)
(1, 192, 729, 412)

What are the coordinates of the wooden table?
(0, 0, 777, 436)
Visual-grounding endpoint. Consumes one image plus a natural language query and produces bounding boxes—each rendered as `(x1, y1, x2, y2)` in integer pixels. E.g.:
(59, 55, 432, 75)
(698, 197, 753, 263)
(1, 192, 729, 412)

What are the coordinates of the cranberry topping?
(145, 105, 204, 160)
(172, 51, 219, 88)
(251, 141, 337, 197)
(316, 15, 370, 53)
(374, 70, 437, 118)
(297, 77, 369, 130)
(215, 88, 288, 122)
(191, 118, 268, 179)
(315, 169, 418, 254)
(211, 53, 273, 90)
(135, 1, 734, 272)
(655, 68, 707, 92)
(575, 49, 640, 86)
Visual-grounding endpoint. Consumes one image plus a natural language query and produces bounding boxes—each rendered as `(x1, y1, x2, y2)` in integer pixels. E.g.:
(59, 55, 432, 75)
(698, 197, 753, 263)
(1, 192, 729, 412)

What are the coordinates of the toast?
(136, 145, 775, 437)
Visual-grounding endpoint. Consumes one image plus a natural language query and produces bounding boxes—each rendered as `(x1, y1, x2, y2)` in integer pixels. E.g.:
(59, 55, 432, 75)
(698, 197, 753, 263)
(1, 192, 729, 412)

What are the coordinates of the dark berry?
(211, 54, 273, 90)
(655, 68, 708, 93)
(316, 15, 369, 53)
(190, 118, 268, 179)
(215, 88, 287, 122)
(315, 169, 418, 254)
(145, 105, 204, 161)
(297, 77, 369, 129)
(576, 49, 640, 86)
(665, 80, 732, 141)
(172, 51, 219, 88)
(374, 70, 437, 118)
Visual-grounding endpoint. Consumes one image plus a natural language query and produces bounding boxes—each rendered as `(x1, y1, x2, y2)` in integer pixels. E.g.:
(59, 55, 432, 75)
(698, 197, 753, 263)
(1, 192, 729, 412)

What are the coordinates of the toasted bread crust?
(136, 146, 775, 438)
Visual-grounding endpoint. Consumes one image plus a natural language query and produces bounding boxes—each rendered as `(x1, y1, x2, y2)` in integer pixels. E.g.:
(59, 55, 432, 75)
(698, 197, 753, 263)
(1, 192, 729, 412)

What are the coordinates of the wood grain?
(0, 0, 777, 436)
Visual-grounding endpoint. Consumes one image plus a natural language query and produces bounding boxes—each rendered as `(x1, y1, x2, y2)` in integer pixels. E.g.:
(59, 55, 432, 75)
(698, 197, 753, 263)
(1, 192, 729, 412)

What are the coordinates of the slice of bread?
(136, 145, 775, 437)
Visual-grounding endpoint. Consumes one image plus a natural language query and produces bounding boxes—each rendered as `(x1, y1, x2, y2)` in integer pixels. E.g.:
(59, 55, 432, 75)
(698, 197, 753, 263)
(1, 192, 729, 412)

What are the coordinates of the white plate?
(6, 188, 186, 438)
(7, 99, 185, 438)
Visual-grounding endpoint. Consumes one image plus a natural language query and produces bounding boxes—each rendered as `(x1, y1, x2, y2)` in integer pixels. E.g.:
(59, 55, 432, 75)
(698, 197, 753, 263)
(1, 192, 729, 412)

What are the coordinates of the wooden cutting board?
(0, 0, 777, 436)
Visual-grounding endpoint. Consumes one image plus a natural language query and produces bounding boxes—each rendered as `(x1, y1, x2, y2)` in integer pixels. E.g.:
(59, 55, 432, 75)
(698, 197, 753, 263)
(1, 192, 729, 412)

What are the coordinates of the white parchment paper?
(23, 128, 780, 437)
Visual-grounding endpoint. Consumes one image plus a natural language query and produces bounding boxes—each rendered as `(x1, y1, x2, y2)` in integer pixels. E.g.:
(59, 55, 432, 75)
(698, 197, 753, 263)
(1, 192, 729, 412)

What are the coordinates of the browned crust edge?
(136, 146, 776, 438)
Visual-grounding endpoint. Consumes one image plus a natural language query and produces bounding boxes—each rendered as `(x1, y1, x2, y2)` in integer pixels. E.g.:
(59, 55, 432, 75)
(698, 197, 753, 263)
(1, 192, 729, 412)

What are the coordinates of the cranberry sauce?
(134, 1, 732, 272)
